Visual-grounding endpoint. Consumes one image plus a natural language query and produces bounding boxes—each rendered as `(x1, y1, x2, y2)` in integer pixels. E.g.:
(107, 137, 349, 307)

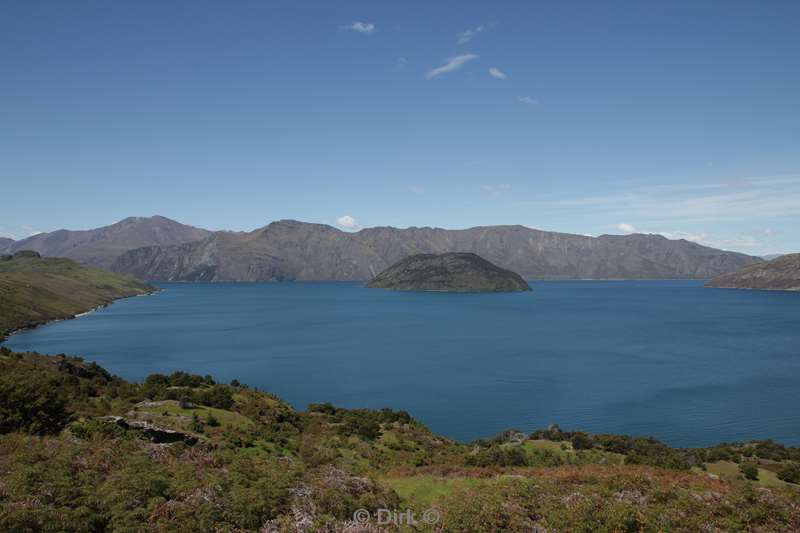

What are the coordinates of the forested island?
(365, 252, 531, 292)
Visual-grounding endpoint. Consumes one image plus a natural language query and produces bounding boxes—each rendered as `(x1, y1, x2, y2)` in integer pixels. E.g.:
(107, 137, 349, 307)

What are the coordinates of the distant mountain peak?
(8, 216, 211, 269)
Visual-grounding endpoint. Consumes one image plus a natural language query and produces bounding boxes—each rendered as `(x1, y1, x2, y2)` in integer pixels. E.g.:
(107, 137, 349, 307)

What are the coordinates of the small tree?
(206, 411, 220, 427)
(190, 412, 204, 433)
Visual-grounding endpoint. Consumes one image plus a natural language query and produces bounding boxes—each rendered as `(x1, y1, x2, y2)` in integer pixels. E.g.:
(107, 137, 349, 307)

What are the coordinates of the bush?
(466, 445, 529, 467)
(777, 463, 800, 484)
(198, 385, 235, 409)
(0, 372, 71, 435)
(571, 432, 594, 450)
(739, 462, 759, 480)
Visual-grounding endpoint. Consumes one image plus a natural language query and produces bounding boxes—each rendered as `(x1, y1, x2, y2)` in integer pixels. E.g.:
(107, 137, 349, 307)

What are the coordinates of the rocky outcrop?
(101, 416, 199, 445)
(111, 219, 759, 282)
(706, 253, 800, 291)
(366, 252, 531, 292)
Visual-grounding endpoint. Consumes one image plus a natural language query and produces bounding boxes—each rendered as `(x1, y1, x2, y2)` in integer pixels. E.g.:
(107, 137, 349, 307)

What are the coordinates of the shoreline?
(1, 289, 162, 343)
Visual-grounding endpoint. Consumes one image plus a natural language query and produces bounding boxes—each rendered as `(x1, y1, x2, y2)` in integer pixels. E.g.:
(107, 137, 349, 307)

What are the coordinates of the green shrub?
(0, 372, 71, 435)
(777, 463, 800, 484)
(740, 462, 759, 480)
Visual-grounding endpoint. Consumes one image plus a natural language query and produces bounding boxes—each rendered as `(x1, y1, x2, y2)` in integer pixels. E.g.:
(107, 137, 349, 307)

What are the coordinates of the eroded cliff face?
(706, 253, 800, 291)
(110, 220, 759, 282)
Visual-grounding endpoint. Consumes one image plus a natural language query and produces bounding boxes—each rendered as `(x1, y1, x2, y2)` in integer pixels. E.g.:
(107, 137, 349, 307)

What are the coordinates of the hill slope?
(366, 252, 531, 292)
(111, 219, 759, 281)
(0, 238, 13, 254)
(1, 350, 799, 532)
(706, 253, 800, 291)
(0, 253, 155, 340)
(8, 215, 210, 269)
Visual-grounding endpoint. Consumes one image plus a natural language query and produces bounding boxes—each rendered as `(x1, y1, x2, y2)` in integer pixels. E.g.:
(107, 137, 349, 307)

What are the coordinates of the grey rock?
(101, 416, 198, 445)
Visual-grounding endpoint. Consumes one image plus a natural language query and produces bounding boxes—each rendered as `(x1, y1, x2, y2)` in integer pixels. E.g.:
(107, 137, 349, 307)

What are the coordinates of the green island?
(0, 251, 155, 341)
(1, 348, 799, 532)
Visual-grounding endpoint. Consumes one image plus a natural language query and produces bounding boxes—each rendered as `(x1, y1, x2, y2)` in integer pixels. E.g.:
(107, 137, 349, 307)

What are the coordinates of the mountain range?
(3, 216, 760, 281)
(3, 216, 210, 269)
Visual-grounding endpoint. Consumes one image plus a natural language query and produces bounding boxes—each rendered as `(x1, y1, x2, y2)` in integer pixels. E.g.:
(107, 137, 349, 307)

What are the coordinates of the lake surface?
(5, 281, 800, 446)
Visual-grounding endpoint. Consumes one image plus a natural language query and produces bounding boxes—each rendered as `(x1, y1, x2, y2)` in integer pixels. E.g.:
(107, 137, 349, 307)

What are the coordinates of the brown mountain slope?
(111, 219, 759, 281)
(8, 216, 210, 269)
(706, 253, 800, 291)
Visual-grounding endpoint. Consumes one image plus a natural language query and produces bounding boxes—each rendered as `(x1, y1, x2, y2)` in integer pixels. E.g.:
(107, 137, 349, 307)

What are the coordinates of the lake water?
(5, 281, 800, 446)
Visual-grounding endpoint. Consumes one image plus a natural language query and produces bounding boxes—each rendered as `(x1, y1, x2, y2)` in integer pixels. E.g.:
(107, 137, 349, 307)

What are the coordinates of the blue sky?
(2, 1, 799, 255)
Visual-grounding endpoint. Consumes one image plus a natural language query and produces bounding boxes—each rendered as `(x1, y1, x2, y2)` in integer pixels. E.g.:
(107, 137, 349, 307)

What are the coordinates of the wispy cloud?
(425, 54, 479, 79)
(514, 173, 800, 253)
(481, 184, 511, 196)
(336, 215, 361, 230)
(533, 175, 800, 224)
(517, 96, 538, 105)
(489, 67, 508, 80)
(457, 25, 486, 45)
(341, 21, 376, 34)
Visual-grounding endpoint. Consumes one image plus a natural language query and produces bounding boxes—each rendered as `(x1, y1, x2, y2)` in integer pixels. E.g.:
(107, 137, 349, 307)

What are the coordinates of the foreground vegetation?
(1, 348, 799, 531)
(0, 253, 154, 341)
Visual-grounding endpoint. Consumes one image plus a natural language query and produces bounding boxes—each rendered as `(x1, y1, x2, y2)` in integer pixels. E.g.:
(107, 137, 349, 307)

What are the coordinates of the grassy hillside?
(1, 349, 799, 532)
(0, 255, 155, 340)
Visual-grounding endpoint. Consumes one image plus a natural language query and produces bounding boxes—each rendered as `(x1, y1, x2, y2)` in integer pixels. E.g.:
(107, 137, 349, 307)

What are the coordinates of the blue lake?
(5, 281, 800, 446)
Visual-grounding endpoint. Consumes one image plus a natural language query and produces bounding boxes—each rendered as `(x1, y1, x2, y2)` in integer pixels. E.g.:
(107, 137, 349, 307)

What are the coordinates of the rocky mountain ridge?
(110, 219, 759, 281)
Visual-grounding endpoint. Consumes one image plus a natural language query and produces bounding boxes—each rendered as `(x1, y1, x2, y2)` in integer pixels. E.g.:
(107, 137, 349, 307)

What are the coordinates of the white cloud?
(410, 186, 425, 195)
(489, 67, 508, 80)
(616, 223, 637, 233)
(457, 25, 486, 45)
(336, 215, 361, 230)
(425, 54, 479, 79)
(341, 21, 376, 34)
(481, 184, 511, 196)
(517, 96, 538, 105)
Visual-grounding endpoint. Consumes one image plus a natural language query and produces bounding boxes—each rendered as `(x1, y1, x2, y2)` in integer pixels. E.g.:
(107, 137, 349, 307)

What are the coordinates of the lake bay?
(5, 281, 800, 446)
